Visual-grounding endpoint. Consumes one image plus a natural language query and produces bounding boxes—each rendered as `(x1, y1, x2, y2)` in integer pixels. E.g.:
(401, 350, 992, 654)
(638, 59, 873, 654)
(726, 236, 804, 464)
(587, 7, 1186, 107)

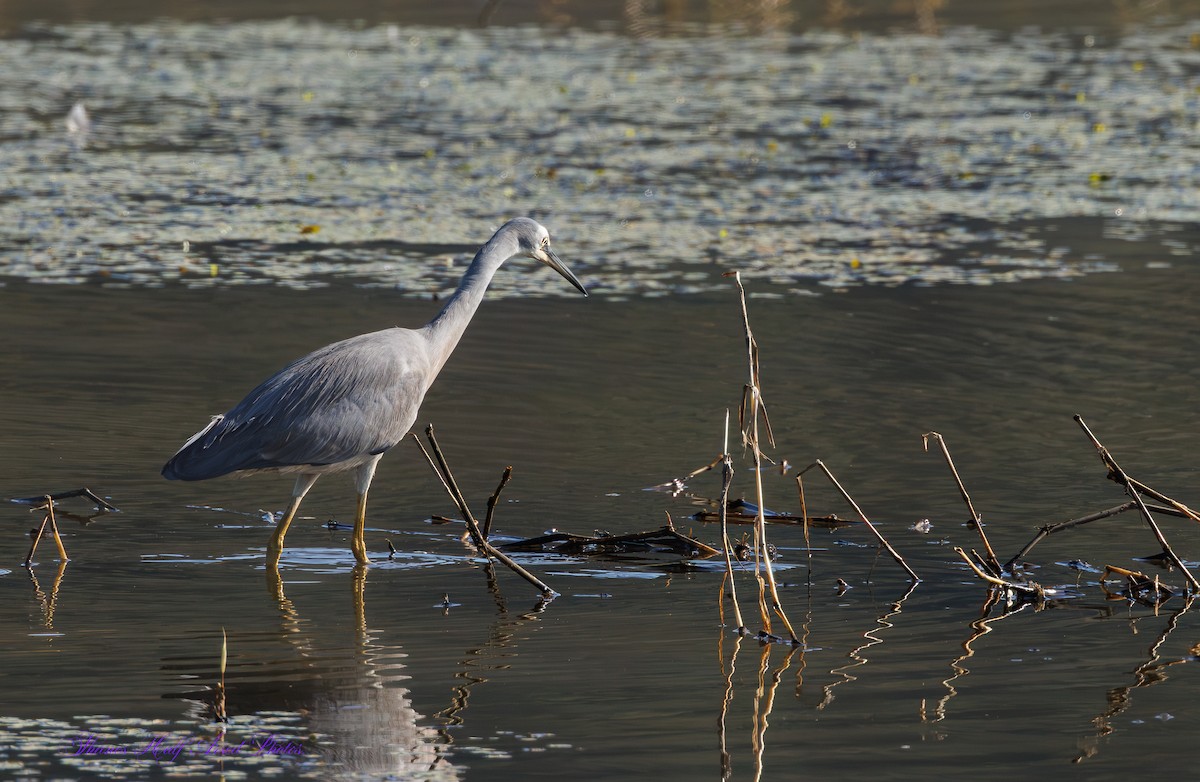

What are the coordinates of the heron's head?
(507, 218, 588, 297)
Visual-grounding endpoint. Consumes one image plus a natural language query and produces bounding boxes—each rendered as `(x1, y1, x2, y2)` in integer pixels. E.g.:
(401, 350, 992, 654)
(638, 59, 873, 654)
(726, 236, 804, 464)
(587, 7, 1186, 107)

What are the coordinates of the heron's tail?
(161, 415, 226, 481)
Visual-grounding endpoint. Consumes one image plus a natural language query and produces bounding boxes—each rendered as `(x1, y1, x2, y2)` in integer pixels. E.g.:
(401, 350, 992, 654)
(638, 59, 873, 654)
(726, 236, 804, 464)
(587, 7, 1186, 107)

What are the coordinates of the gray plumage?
(162, 329, 430, 480)
(162, 217, 587, 565)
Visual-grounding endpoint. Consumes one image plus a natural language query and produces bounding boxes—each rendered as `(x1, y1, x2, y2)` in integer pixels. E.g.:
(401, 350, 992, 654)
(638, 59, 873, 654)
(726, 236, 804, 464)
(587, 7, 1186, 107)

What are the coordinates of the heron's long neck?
(422, 238, 512, 377)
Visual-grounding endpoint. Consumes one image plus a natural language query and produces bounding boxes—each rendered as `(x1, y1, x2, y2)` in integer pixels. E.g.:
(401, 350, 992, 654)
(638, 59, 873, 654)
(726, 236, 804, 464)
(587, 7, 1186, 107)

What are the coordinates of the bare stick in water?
(1074, 415, 1200, 593)
(482, 465, 514, 539)
(22, 496, 69, 566)
(10, 487, 118, 513)
(795, 474, 813, 586)
(922, 432, 1000, 575)
(413, 426, 556, 597)
(46, 497, 68, 562)
(805, 460, 920, 582)
(648, 454, 725, 494)
(22, 513, 48, 567)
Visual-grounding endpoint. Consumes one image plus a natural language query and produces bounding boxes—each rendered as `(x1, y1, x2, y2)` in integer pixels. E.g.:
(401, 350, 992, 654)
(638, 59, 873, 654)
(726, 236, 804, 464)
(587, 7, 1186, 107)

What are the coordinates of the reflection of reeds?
(925, 590, 1034, 723)
(433, 573, 548, 741)
(1075, 595, 1195, 763)
(717, 630, 740, 781)
(717, 626, 796, 782)
(818, 581, 917, 710)
(27, 560, 67, 629)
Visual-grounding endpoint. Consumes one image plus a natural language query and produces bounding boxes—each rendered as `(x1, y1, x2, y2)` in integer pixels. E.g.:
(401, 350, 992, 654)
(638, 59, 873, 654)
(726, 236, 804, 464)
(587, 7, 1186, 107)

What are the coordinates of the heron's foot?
(351, 540, 370, 565)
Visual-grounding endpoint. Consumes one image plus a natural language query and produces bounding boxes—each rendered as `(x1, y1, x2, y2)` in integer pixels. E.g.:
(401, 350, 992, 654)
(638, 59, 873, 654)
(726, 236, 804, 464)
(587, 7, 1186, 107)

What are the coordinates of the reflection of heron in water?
(170, 568, 458, 778)
(171, 566, 543, 778)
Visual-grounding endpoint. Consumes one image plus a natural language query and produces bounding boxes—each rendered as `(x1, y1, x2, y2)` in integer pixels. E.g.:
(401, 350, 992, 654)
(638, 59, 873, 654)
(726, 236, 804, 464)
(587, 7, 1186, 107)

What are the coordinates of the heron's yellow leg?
(268, 496, 303, 554)
(351, 458, 381, 566)
(351, 491, 370, 565)
(268, 474, 319, 559)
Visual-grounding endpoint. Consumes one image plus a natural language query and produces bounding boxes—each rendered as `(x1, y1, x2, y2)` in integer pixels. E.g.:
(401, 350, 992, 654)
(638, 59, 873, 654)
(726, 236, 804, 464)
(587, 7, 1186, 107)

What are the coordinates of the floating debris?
(503, 525, 719, 558)
(1101, 564, 1173, 606)
(691, 498, 853, 527)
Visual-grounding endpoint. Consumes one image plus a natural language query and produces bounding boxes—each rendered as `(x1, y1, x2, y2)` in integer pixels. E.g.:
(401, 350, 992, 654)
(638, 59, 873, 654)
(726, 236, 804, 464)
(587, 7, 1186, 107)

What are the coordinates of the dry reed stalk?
(954, 547, 1043, 597)
(23, 512, 48, 567)
(21, 495, 69, 566)
(795, 474, 812, 584)
(1005, 501, 1135, 570)
(922, 432, 1001, 575)
(726, 271, 797, 643)
(805, 460, 920, 581)
(650, 454, 725, 494)
(1100, 564, 1174, 604)
(412, 426, 556, 598)
(46, 497, 68, 562)
(1074, 416, 1200, 593)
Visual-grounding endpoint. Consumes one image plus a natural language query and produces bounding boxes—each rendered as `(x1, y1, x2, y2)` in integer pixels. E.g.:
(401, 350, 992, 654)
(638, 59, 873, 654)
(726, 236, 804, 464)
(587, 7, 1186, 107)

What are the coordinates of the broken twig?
(482, 465, 513, 539)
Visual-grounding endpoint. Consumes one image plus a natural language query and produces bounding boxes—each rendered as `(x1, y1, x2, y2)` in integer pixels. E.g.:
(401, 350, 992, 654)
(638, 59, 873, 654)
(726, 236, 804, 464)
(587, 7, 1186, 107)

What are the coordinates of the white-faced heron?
(162, 217, 587, 565)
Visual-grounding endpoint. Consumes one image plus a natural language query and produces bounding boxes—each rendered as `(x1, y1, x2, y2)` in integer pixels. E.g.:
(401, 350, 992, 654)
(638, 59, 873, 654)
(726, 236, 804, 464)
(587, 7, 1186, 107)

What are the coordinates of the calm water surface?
(2, 1, 1200, 780)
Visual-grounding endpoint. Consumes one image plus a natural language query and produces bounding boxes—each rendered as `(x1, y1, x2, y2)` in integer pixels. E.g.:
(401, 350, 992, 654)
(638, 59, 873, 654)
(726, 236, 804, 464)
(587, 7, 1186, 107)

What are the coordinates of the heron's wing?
(164, 329, 432, 479)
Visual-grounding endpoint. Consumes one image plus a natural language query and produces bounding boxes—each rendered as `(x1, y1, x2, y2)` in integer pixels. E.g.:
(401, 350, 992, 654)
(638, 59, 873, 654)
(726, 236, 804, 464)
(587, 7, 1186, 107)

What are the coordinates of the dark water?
(3, 2, 1200, 780)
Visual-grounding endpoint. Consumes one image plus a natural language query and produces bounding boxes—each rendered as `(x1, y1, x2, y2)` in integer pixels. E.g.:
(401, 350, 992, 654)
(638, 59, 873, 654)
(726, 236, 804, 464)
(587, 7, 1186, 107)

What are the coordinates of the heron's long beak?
(535, 245, 588, 297)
